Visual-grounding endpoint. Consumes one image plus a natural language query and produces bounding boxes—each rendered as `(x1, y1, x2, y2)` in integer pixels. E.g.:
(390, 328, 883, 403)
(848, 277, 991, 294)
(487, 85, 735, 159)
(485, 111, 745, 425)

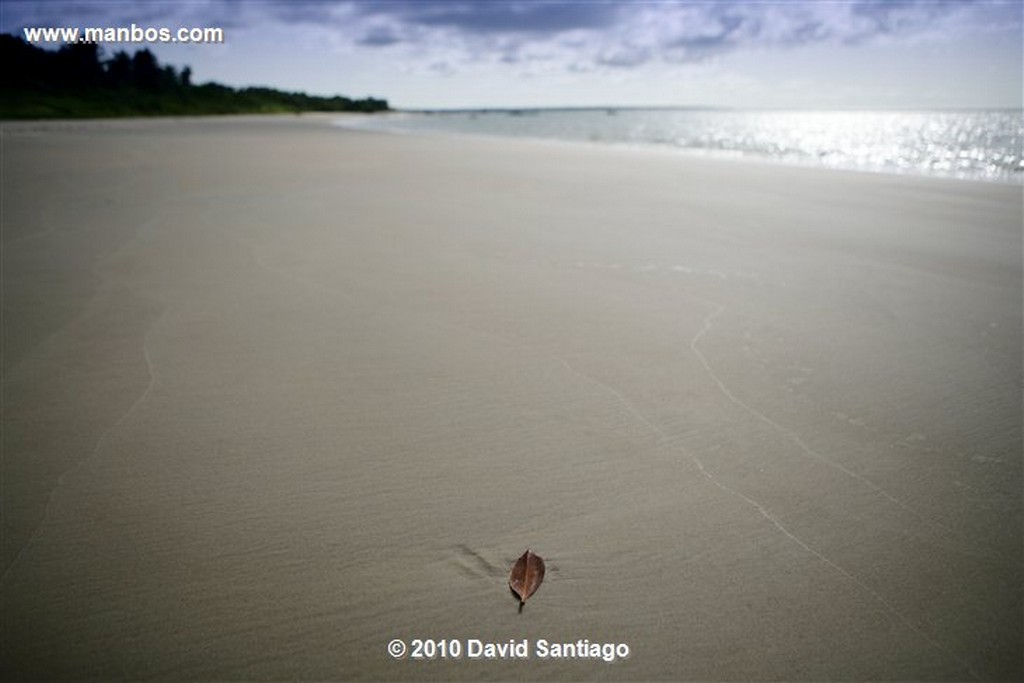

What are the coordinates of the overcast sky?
(3, 1, 1021, 109)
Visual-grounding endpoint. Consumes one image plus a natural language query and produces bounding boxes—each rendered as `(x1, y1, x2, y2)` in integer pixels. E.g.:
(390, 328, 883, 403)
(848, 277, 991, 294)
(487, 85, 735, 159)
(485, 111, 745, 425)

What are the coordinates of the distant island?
(0, 34, 389, 119)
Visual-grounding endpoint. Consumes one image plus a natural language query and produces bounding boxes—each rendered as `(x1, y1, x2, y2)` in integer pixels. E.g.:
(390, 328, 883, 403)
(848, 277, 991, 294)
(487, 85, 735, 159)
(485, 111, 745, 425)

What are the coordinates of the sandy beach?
(2, 115, 1021, 681)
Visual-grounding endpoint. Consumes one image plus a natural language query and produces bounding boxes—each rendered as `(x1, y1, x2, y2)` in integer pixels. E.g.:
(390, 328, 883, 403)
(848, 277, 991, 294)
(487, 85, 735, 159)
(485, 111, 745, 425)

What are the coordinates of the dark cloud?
(265, 3, 338, 25)
(596, 45, 651, 68)
(1, 0, 1007, 75)
(667, 13, 745, 57)
(337, 0, 982, 69)
(655, 0, 980, 62)
(783, 20, 831, 46)
(2, 0, 179, 30)
(1, 0, 250, 33)
(356, 26, 402, 47)
(851, 0, 958, 29)
(842, 0, 959, 44)
(350, 1, 622, 35)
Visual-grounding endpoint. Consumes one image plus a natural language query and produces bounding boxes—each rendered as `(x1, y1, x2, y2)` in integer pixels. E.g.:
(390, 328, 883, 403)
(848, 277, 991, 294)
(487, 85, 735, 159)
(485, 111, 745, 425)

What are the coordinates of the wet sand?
(2, 116, 1021, 681)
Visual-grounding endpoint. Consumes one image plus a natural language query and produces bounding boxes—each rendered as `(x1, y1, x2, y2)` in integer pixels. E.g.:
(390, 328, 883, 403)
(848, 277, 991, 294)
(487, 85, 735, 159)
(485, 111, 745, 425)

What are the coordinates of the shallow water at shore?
(344, 108, 1024, 183)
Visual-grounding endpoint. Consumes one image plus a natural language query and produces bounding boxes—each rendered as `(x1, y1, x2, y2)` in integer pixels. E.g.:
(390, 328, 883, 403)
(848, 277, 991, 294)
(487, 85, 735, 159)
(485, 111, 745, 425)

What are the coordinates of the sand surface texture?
(2, 117, 1021, 681)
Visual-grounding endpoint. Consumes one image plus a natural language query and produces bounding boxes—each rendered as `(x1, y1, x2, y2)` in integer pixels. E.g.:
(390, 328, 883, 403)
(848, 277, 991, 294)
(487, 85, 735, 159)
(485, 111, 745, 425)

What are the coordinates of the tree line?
(0, 34, 389, 118)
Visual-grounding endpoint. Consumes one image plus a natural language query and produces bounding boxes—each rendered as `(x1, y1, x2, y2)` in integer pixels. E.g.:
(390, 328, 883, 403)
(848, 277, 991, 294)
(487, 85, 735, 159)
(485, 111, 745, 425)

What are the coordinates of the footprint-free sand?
(2, 115, 1021, 681)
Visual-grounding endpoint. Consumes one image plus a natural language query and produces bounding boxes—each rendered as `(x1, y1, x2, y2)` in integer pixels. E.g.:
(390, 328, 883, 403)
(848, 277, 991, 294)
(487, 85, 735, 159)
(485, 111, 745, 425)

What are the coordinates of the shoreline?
(5, 112, 1020, 186)
(333, 110, 1024, 187)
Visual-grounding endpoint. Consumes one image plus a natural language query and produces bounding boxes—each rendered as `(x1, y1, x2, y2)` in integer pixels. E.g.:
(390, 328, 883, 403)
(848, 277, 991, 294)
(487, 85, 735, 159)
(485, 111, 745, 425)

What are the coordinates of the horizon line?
(396, 105, 1024, 113)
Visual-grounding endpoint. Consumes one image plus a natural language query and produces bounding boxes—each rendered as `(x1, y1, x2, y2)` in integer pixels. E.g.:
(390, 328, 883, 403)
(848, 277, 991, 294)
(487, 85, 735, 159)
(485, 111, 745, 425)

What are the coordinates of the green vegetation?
(0, 34, 389, 119)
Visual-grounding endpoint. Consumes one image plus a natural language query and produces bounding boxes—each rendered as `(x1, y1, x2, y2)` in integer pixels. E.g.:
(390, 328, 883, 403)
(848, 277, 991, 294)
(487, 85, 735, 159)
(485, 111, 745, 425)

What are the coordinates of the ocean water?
(341, 108, 1023, 183)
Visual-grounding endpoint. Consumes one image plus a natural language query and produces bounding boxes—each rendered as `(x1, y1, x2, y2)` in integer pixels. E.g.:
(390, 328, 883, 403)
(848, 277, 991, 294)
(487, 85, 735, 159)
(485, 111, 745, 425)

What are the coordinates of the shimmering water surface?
(342, 109, 1023, 183)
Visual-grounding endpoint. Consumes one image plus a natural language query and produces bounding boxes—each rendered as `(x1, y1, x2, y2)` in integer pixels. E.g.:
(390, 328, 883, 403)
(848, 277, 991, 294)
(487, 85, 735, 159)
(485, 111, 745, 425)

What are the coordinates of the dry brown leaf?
(509, 549, 545, 610)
